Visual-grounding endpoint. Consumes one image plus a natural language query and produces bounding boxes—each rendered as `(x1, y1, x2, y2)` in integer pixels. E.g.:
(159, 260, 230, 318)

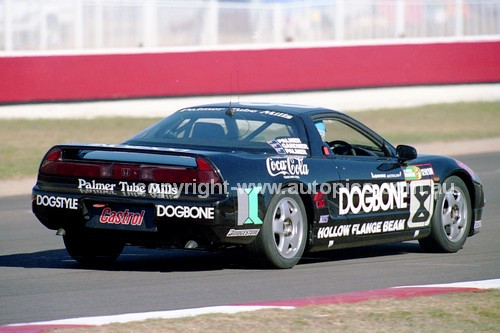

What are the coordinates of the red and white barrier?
(1, 40, 499, 104)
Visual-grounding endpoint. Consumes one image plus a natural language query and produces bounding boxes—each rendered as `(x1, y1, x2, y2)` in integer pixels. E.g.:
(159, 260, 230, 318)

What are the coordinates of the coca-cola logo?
(266, 157, 309, 179)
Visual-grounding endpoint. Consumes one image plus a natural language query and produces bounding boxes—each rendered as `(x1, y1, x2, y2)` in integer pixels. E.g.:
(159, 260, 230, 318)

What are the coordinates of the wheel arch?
(445, 170, 476, 236)
(277, 181, 316, 249)
(248, 180, 310, 268)
(298, 192, 316, 250)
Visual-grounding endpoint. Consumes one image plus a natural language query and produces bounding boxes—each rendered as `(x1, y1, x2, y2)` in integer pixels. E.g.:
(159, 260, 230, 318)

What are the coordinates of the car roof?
(186, 102, 344, 117)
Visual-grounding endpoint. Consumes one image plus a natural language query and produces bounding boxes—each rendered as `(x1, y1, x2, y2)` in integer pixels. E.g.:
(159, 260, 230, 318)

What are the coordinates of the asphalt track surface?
(0, 153, 499, 326)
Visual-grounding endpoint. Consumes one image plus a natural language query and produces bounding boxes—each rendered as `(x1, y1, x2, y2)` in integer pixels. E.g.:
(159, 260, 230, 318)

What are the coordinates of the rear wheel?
(419, 176, 472, 252)
(63, 234, 124, 266)
(248, 190, 307, 269)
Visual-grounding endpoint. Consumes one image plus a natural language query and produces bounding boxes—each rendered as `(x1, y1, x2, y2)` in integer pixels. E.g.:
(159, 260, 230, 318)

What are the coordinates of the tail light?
(39, 148, 62, 174)
(39, 148, 220, 184)
(40, 148, 112, 178)
(194, 158, 221, 184)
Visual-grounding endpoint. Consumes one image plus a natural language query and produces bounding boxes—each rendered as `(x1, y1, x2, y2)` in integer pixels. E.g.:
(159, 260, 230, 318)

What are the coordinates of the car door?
(311, 115, 421, 249)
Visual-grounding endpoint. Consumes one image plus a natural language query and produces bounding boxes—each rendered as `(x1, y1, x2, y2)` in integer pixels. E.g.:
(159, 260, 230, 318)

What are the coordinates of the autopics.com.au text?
(175, 180, 452, 199)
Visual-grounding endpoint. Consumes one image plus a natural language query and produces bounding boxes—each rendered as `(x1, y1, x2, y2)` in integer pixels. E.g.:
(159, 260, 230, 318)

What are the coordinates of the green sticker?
(237, 187, 263, 225)
(404, 166, 422, 181)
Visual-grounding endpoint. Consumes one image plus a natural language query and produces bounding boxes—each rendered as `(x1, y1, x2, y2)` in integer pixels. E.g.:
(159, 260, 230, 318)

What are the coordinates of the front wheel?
(419, 176, 472, 252)
(63, 234, 124, 266)
(248, 190, 307, 269)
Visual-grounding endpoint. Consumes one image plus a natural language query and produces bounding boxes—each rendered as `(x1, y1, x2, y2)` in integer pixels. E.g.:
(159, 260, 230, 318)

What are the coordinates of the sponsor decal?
(156, 205, 214, 219)
(403, 165, 433, 181)
(267, 138, 309, 156)
(259, 110, 293, 119)
(370, 171, 402, 179)
(266, 156, 309, 179)
(36, 195, 78, 210)
(317, 219, 406, 239)
(352, 219, 406, 235)
(149, 193, 181, 200)
(420, 166, 434, 177)
(183, 107, 293, 119)
(403, 166, 422, 181)
(338, 182, 408, 215)
(78, 179, 117, 191)
(267, 140, 287, 155)
(474, 220, 482, 229)
(230, 107, 256, 114)
(146, 183, 179, 196)
(78, 179, 179, 197)
(99, 207, 145, 226)
(181, 107, 226, 112)
(313, 192, 326, 209)
(237, 187, 263, 225)
(407, 179, 434, 228)
(226, 228, 260, 237)
(119, 181, 146, 194)
(337, 180, 434, 228)
(319, 214, 329, 223)
(317, 225, 350, 239)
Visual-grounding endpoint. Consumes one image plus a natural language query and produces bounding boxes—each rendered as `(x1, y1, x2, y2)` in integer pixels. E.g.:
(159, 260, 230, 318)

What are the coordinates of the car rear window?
(125, 107, 308, 154)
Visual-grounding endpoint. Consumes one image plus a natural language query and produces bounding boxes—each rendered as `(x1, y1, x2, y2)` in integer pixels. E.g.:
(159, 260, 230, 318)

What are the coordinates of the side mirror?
(396, 145, 417, 162)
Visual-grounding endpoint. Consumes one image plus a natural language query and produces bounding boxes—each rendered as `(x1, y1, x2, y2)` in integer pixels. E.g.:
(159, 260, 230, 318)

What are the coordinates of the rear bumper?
(32, 187, 258, 248)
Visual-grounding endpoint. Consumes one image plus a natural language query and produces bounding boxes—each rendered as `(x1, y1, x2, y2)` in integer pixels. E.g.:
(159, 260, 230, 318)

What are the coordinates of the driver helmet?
(315, 121, 326, 141)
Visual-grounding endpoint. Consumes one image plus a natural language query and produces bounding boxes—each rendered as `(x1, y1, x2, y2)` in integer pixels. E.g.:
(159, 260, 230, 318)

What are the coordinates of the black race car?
(32, 103, 485, 268)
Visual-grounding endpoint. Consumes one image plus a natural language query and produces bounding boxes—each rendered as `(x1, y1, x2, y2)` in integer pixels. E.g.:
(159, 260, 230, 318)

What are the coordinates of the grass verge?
(1, 102, 499, 180)
(352, 101, 500, 144)
(54, 290, 500, 333)
(0, 118, 158, 180)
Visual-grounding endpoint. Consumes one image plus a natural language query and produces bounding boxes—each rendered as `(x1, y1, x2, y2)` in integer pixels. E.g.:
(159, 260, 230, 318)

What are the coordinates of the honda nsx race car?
(32, 102, 485, 268)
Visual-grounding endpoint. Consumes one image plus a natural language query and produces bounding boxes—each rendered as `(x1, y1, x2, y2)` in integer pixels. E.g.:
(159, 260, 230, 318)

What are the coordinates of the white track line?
(6, 305, 293, 327)
(394, 278, 500, 290)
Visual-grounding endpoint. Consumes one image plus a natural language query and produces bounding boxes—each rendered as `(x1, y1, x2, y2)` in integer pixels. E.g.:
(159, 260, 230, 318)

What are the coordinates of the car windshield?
(125, 107, 308, 154)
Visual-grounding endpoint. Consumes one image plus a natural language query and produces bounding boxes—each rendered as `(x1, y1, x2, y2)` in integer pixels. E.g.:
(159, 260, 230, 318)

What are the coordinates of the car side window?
(235, 119, 296, 142)
(322, 119, 386, 158)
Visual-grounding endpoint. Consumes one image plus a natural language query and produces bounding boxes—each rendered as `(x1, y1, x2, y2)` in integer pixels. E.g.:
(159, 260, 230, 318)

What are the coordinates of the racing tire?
(419, 176, 472, 253)
(63, 234, 124, 266)
(248, 190, 307, 269)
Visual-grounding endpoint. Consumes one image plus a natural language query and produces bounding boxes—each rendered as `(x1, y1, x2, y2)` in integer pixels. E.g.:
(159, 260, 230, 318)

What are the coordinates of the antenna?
(229, 72, 233, 105)
(237, 70, 240, 104)
(226, 71, 235, 116)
